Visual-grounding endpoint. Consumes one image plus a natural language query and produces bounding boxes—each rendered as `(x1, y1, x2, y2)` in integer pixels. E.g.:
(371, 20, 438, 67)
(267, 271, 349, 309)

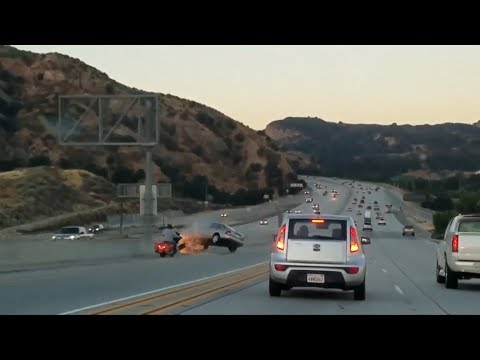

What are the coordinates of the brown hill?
(0, 46, 297, 201)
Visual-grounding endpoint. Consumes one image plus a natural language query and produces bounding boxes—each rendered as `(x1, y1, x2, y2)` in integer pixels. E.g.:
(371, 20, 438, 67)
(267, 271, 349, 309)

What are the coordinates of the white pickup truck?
(436, 214, 480, 288)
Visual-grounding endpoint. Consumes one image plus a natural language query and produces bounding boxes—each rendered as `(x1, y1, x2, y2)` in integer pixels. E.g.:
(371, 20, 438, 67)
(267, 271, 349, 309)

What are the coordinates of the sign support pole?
(144, 147, 154, 246)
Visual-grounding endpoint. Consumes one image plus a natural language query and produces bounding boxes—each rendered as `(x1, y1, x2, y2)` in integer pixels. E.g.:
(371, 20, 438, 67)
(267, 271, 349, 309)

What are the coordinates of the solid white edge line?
(394, 285, 404, 296)
(59, 261, 268, 315)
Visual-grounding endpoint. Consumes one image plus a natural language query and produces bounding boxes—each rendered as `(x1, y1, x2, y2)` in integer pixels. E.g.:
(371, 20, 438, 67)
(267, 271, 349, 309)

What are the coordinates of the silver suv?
(436, 213, 480, 289)
(269, 214, 370, 300)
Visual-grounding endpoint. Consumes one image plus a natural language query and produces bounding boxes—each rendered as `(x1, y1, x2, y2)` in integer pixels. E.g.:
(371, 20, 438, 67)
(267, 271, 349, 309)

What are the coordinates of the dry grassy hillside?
(0, 166, 116, 227)
(0, 46, 292, 192)
(0, 46, 298, 206)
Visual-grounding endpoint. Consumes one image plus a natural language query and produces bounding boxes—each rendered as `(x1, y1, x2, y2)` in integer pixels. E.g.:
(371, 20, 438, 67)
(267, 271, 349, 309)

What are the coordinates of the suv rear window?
(458, 220, 480, 232)
(288, 219, 347, 240)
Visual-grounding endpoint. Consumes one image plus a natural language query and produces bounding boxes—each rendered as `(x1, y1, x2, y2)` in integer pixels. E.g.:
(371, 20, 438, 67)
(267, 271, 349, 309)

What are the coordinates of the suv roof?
(284, 213, 351, 221)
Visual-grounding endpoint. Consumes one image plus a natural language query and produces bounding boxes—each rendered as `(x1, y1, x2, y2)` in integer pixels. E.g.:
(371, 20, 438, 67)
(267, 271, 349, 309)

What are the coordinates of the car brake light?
(274, 264, 287, 271)
(276, 225, 286, 250)
(347, 267, 359, 274)
(452, 235, 458, 252)
(312, 219, 324, 223)
(226, 230, 232, 235)
(350, 226, 359, 252)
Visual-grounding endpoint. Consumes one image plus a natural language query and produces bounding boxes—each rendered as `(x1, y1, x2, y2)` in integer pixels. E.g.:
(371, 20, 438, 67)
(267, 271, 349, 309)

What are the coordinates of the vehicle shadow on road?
(455, 282, 480, 292)
(281, 288, 355, 301)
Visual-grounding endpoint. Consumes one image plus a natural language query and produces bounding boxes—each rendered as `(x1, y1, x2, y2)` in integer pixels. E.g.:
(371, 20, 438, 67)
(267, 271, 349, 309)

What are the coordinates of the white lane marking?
(59, 261, 267, 315)
(394, 285, 404, 296)
(381, 268, 387, 273)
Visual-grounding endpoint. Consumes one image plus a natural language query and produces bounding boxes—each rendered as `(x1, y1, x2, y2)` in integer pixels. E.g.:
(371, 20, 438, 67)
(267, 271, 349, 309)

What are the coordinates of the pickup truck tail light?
(452, 235, 459, 252)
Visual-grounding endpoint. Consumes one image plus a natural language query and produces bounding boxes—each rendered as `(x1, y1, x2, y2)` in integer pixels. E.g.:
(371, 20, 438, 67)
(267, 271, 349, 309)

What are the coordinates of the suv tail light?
(452, 235, 459, 252)
(226, 230, 232, 236)
(350, 226, 359, 253)
(276, 225, 286, 251)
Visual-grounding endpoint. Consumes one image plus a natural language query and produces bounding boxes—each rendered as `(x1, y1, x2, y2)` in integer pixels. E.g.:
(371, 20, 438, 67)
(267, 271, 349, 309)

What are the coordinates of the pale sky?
(14, 45, 480, 130)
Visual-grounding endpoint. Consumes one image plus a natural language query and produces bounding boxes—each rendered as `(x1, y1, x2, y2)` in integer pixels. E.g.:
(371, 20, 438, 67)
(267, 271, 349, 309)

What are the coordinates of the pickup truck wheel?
(445, 261, 458, 289)
(353, 280, 366, 301)
(436, 259, 445, 284)
(269, 278, 282, 297)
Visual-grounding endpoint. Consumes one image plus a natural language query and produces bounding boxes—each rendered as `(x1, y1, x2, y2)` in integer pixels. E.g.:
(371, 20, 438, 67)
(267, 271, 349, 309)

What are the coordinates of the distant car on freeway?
(436, 213, 480, 289)
(221, 213, 227, 217)
(378, 219, 386, 226)
(260, 219, 268, 225)
(88, 224, 104, 234)
(269, 213, 370, 300)
(363, 223, 372, 231)
(52, 226, 93, 241)
(402, 225, 415, 236)
(294, 210, 301, 214)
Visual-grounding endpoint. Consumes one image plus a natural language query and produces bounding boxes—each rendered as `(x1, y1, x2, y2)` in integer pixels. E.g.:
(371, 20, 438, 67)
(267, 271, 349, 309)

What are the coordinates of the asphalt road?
(1, 177, 479, 314)
(0, 192, 304, 272)
(0, 177, 344, 314)
(180, 177, 480, 315)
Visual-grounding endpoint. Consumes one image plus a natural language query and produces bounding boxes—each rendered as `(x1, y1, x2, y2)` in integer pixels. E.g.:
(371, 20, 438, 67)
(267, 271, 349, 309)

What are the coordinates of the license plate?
(307, 274, 325, 283)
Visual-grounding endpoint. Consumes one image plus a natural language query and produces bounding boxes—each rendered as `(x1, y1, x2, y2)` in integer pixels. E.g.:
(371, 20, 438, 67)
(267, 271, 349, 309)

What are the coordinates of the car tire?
(412, 233, 415, 236)
(436, 259, 445, 284)
(353, 280, 366, 301)
(212, 233, 220, 244)
(445, 261, 458, 289)
(159, 253, 165, 258)
(269, 278, 282, 297)
(228, 246, 237, 253)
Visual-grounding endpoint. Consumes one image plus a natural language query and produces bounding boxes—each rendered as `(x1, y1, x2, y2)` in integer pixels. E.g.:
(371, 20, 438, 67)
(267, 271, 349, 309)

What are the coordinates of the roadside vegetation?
(390, 173, 480, 237)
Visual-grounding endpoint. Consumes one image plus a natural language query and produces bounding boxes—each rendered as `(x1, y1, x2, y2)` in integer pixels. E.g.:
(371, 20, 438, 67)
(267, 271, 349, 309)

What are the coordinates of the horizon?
(13, 45, 480, 130)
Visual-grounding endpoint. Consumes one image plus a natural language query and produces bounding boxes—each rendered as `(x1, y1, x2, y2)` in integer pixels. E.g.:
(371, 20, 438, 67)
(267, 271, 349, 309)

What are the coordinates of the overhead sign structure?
(58, 95, 158, 146)
(58, 94, 159, 246)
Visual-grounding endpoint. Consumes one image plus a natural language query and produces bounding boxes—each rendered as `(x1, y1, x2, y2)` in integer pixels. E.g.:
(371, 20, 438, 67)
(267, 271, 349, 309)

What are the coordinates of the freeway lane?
(180, 178, 480, 315)
(4, 176, 479, 314)
(0, 177, 349, 314)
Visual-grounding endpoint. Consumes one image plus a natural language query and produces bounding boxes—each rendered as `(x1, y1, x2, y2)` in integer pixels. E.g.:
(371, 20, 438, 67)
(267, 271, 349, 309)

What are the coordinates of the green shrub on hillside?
(433, 210, 458, 236)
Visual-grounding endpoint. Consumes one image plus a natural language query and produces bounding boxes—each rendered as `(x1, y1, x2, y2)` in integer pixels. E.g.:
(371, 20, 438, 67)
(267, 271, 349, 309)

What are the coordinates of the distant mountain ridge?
(265, 116, 480, 181)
